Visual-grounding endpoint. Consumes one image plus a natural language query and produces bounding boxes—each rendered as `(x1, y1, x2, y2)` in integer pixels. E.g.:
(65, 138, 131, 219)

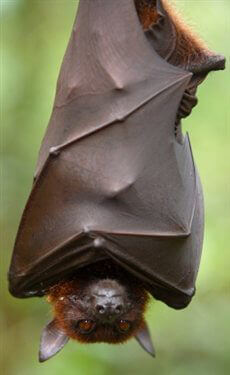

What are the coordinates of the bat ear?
(39, 320, 69, 362)
(135, 321, 156, 358)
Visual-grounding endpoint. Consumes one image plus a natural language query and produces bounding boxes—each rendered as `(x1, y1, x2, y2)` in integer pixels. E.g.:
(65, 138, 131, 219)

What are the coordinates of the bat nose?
(95, 301, 124, 321)
(96, 302, 124, 315)
(90, 279, 128, 321)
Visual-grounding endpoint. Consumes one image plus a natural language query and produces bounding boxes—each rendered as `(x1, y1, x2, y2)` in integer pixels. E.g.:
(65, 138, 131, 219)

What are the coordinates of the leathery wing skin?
(8, 0, 204, 309)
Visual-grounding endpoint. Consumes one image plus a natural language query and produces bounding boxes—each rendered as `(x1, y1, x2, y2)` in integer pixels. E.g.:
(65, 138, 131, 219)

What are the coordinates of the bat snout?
(95, 298, 125, 321)
(88, 279, 128, 322)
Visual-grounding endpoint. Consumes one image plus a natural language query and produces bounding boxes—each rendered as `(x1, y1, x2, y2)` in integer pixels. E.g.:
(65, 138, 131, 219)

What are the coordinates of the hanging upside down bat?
(8, 0, 225, 362)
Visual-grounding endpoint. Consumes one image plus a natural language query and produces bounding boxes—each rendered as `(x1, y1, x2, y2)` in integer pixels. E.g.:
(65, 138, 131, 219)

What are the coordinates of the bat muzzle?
(89, 279, 129, 322)
(95, 301, 124, 323)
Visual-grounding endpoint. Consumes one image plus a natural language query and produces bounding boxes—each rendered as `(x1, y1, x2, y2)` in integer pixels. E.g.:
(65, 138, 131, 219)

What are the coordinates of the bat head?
(39, 260, 155, 362)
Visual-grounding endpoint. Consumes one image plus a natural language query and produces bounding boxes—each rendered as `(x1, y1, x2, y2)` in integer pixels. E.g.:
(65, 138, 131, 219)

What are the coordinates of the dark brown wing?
(9, 0, 203, 309)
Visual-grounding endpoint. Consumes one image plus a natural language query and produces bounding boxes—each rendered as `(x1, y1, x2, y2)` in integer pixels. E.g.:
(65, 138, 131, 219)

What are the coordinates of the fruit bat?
(8, 0, 225, 362)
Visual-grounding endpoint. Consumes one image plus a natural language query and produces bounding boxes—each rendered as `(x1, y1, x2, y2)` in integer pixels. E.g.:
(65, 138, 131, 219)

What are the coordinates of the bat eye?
(78, 320, 96, 334)
(117, 320, 131, 333)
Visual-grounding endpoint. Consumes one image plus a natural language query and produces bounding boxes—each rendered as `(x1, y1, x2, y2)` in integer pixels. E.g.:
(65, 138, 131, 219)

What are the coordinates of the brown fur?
(135, 0, 159, 29)
(46, 260, 150, 344)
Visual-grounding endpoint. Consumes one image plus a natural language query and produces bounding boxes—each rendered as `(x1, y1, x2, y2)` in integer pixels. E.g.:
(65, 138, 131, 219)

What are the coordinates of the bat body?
(8, 0, 225, 361)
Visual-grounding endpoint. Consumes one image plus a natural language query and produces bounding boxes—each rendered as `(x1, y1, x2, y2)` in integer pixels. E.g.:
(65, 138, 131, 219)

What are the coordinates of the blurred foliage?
(1, 0, 230, 374)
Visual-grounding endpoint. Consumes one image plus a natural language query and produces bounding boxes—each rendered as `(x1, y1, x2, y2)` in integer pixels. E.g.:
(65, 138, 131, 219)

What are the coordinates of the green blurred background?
(1, 0, 229, 374)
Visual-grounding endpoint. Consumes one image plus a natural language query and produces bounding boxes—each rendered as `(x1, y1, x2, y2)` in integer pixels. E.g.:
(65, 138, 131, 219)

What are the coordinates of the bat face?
(39, 260, 153, 362)
(48, 278, 147, 344)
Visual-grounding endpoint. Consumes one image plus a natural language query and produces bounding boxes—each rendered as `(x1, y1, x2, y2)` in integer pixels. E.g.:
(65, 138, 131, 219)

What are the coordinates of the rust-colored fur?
(47, 261, 150, 344)
(135, 1, 159, 29)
